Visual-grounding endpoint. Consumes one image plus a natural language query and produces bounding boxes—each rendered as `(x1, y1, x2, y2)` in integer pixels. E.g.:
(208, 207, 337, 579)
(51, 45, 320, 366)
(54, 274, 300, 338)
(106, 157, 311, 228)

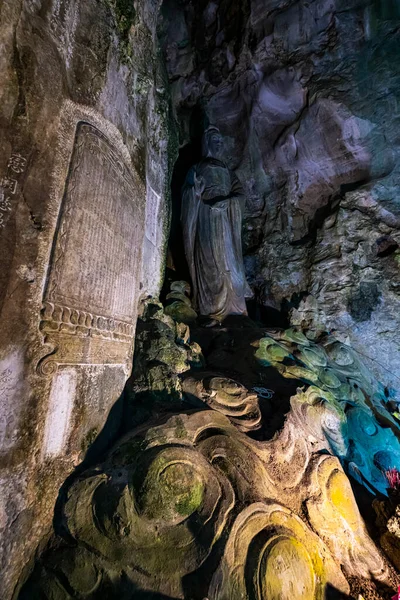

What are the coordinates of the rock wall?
(3, 0, 400, 595)
(160, 0, 400, 393)
(0, 1, 173, 597)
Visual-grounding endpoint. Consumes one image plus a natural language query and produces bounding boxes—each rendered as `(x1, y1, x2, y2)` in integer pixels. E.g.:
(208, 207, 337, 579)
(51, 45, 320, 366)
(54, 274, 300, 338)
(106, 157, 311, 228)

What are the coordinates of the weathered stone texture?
(18, 309, 400, 598)
(160, 0, 400, 392)
(0, 1, 172, 597)
(3, 0, 400, 596)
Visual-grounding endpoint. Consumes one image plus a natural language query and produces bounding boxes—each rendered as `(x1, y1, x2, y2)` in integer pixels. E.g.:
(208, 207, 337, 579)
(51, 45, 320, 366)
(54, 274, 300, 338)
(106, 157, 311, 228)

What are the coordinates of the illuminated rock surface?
(2, 1, 400, 598)
(162, 0, 400, 393)
(19, 307, 399, 599)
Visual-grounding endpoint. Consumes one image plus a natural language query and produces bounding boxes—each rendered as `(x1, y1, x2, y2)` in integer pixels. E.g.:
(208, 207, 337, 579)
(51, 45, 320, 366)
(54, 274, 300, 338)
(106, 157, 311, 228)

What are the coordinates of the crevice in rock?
(376, 235, 399, 257)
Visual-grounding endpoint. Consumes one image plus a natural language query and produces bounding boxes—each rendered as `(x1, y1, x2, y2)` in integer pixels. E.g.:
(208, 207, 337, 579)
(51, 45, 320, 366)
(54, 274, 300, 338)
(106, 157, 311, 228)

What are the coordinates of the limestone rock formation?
(160, 0, 400, 393)
(2, 1, 400, 598)
(165, 280, 198, 324)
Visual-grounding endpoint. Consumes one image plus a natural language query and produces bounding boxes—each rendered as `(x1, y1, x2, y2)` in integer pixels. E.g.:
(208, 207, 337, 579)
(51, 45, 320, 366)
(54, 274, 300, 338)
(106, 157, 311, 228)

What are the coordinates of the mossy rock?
(298, 345, 327, 368)
(327, 343, 355, 367)
(104, 0, 135, 36)
(147, 364, 184, 394)
(152, 342, 189, 374)
(281, 328, 310, 346)
(165, 301, 197, 324)
(255, 338, 291, 365)
(166, 291, 192, 306)
(318, 368, 342, 390)
(140, 460, 205, 521)
(170, 280, 191, 295)
(188, 342, 205, 368)
(176, 322, 190, 344)
(103, 0, 136, 63)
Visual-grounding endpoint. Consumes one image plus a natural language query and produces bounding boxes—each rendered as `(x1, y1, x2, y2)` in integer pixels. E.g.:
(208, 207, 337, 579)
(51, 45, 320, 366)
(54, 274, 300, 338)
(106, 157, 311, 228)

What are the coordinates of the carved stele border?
(37, 103, 145, 376)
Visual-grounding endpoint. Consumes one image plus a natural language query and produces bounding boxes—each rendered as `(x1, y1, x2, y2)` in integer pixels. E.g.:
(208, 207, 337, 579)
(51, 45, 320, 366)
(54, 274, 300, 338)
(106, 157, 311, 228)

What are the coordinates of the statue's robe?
(181, 157, 252, 320)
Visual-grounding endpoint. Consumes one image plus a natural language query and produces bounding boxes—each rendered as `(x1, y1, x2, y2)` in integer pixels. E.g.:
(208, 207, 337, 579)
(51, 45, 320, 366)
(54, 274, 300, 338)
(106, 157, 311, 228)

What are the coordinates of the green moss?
(174, 416, 187, 439)
(106, 0, 135, 35)
(110, 437, 147, 465)
(165, 301, 197, 325)
(137, 455, 204, 521)
(103, 0, 136, 63)
(81, 427, 99, 452)
(175, 480, 204, 516)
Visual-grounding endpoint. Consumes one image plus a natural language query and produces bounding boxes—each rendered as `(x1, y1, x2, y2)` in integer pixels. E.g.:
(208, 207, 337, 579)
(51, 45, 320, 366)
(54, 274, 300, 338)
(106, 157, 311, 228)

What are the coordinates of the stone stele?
(0, 1, 172, 597)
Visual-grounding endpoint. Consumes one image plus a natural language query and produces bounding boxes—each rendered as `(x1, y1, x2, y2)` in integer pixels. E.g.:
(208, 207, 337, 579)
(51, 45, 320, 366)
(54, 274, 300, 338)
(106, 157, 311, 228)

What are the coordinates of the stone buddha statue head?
(202, 126, 224, 159)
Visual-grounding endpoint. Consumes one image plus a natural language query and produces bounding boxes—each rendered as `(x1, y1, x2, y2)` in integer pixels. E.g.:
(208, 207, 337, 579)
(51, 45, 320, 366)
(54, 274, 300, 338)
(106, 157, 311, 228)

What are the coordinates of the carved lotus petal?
(283, 364, 320, 383)
(289, 387, 348, 458)
(23, 547, 103, 600)
(207, 376, 245, 396)
(318, 368, 342, 389)
(346, 380, 368, 404)
(183, 375, 263, 432)
(325, 342, 355, 366)
(346, 406, 400, 494)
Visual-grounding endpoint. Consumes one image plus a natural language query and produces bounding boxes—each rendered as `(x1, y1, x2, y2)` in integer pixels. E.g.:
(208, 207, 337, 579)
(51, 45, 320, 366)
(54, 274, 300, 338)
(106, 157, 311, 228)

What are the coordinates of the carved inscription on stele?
(38, 123, 142, 374)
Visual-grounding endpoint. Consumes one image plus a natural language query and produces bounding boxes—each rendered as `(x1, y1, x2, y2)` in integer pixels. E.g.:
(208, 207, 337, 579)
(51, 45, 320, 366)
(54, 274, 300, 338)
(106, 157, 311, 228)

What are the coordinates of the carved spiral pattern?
(22, 406, 393, 598)
(64, 413, 235, 588)
(306, 455, 390, 582)
(255, 328, 400, 495)
(182, 374, 262, 432)
(36, 345, 59, 376)
(209, 503, 349, 600)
